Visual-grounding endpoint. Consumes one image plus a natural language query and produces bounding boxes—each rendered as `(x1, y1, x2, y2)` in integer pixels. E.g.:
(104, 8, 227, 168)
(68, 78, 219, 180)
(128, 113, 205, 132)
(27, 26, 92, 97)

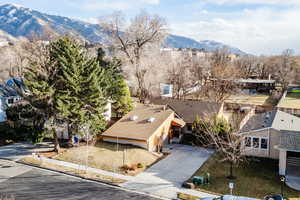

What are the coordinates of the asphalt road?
(0, 161, 160, 200)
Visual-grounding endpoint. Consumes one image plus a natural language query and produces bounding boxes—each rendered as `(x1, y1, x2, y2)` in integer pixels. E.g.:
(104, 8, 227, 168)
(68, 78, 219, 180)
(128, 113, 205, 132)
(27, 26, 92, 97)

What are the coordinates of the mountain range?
(0, 3, 246, 55)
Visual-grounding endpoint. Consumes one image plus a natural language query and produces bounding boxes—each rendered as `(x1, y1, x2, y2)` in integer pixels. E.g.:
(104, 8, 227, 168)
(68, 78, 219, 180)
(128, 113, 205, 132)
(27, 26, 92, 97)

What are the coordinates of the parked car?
(263, 194, 284, 200)
(201, 195, 258, 200)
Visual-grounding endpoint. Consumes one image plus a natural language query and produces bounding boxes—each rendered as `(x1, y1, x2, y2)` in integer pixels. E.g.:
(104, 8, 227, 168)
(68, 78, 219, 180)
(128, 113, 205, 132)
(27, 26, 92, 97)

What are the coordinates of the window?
(252, 137, 259, 148)
(245, 137, 251, 147)
(244, 136, 268, 150)
(187, 124, 192, 131)
(163, 85, 170, 95)
(261, 138, 268, 149)
(7, 98, 14, 104)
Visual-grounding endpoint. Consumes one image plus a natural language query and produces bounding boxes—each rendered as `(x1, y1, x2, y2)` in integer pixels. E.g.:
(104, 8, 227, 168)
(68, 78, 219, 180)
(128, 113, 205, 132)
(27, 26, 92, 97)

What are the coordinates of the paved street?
(121, 144, 216, 199)
(0, 143, 36, 161)
(0, 160, 160, 200)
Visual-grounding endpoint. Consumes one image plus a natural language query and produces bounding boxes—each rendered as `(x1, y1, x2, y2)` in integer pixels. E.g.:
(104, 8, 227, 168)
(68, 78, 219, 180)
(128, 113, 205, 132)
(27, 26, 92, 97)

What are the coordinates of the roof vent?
(147, 117, 155, 123)
(130, 115, 138, 121)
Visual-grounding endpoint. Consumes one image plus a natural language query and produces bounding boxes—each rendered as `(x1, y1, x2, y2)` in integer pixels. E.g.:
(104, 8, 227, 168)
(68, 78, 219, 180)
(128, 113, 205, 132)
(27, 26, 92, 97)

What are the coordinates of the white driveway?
(120, 144, 215, 199)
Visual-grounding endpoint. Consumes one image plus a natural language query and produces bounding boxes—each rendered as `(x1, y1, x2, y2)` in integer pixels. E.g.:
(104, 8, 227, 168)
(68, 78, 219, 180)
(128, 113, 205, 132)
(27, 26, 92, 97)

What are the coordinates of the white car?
(201, 195, 258, 200)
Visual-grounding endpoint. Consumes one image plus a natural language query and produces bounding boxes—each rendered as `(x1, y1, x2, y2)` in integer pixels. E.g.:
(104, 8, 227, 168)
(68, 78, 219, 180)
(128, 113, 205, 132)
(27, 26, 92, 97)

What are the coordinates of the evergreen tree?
(23, 41, 61, 151)
(96, 48, 133, 117)
(53, 37, 107, 136)
(113, 79, 133, 117)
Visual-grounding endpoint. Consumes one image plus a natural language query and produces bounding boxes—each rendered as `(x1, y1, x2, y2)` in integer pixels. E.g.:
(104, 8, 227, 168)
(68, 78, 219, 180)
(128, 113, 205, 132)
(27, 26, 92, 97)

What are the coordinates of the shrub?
(137, 163, 144, 168)
(120, 164, 137, 171)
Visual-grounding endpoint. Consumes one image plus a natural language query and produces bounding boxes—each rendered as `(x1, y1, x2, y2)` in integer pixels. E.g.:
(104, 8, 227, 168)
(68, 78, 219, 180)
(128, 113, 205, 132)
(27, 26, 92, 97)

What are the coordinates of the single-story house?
(151, 99, 224, 134)
(240, 110, 300, 176)
(101, 104, 185, 152)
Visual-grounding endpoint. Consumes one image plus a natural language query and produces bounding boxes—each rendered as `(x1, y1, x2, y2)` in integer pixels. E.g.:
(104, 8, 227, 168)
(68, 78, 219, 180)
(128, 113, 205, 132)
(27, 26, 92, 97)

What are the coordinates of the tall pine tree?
(96, 48, 133, 117)
(52, 37, 108, 136)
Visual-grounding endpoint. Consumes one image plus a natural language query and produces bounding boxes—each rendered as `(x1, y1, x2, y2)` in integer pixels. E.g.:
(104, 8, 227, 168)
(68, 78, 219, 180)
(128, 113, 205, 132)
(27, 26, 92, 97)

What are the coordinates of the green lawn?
(190, 154, 300, 199)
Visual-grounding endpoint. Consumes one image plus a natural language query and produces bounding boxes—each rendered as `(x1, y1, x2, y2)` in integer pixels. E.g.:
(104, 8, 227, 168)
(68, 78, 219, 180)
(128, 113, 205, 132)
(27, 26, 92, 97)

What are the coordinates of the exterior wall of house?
(279, 149, 287, 175)
(102, 136, 148, 149)
(269, 129, 281, 159)
(242, 128, 281, 159)
(147, 112, 175, 151)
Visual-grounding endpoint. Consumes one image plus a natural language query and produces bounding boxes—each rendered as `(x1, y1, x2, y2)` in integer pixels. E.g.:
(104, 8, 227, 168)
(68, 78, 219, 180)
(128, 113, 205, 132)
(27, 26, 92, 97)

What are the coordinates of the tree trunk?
(52, 128, 60, 153)
(227, 161, 236, 179)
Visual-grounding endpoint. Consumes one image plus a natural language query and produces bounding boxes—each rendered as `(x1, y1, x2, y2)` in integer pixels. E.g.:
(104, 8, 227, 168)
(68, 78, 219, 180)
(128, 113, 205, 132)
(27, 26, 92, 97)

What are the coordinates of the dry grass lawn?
(190, 154, 300, 199)
(54, 141, 163, 175)
(277, 93, 300, 109)
(225, 94, 276, 106)
(21, 156, 125, 184)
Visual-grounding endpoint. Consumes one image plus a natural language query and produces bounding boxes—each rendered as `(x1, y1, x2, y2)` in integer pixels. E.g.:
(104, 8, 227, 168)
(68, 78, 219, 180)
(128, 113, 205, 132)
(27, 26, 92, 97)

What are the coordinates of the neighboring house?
(240, 110, 300, 175)
(0, 78, 27, 122)
(101, 104, 185, 152)
(151, 99, 224, 134)
(0, 97, 7, 122)
(235, 79, 276, 94)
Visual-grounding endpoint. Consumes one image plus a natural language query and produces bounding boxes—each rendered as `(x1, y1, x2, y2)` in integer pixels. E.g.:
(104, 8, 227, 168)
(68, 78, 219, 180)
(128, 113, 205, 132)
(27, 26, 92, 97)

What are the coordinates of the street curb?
(15, 160, 120, 188)
(13, 160, 169, 200)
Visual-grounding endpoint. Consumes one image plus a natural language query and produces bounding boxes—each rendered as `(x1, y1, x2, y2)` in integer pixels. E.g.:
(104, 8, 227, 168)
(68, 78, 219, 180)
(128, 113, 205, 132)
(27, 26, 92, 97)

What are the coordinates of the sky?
(0, 0, 299, 55)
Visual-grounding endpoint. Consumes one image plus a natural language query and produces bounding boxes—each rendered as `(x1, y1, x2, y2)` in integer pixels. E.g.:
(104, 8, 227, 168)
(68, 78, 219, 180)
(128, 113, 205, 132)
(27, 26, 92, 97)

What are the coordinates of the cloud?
(170, 6, 300, 55)
(81, 0, 160, 11)
(142, 0, 160, 5)
(202, 0, 300, 5)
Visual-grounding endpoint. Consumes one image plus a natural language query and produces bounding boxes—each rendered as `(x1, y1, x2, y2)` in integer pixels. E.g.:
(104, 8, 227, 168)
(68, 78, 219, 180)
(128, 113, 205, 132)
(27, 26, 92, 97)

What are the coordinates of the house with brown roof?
(101, 104, 185, 152)
(239, 110, 300, 179)
(151, 99, 224, 135)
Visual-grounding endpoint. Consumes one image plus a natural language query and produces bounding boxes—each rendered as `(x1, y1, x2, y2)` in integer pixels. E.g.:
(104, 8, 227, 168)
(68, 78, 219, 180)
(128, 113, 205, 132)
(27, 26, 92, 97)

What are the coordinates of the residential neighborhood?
(0, 1, 300, 200)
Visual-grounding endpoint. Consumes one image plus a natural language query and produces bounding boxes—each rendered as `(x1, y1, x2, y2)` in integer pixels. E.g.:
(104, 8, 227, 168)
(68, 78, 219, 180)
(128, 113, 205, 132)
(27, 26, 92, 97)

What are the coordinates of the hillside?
(0, 3, 246, 54)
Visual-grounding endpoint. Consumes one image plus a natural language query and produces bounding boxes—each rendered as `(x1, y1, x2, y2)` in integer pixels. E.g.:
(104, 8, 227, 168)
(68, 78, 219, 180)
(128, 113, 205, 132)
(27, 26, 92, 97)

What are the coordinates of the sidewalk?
(36, 155, 217, 199)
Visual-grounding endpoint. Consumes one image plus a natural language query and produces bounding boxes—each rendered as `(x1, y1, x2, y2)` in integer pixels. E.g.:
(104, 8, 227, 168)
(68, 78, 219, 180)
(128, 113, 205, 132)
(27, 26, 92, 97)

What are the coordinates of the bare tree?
(166, 55, 194, 99)
(193, 115, 246, 179)
(99, 11, 167, 102)
(269, 49, 297, 93)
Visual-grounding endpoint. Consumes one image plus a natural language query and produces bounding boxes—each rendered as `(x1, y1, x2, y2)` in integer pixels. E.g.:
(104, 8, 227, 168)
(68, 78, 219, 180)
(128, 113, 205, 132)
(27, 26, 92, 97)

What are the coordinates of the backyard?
(277, 92, 300, 109)
(52, 141, 163, 175)
(225, 94, 277, 106)
(190, 154, 300, 199)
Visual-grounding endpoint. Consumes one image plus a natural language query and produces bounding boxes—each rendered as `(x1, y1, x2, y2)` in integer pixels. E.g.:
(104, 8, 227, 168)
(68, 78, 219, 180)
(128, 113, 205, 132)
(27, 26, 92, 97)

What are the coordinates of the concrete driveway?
(120, 144, 215, 199)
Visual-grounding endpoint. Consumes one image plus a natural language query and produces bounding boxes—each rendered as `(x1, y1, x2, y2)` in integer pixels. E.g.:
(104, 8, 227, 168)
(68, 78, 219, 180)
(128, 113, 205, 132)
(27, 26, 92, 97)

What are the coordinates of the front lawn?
(21, 157, 125, 184)
(53, 141, 163, 175)
(190, 154, 300, 199)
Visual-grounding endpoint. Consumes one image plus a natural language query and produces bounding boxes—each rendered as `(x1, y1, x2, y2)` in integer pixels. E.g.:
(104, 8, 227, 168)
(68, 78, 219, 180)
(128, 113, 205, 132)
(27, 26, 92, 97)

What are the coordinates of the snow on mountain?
(0, 3, 246, 54)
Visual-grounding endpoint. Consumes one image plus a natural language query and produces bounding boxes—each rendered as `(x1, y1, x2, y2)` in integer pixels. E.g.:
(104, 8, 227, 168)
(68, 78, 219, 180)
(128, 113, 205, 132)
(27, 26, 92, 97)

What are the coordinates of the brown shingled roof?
(151, 98, 222, 123)
(102, 104, 174, 141)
